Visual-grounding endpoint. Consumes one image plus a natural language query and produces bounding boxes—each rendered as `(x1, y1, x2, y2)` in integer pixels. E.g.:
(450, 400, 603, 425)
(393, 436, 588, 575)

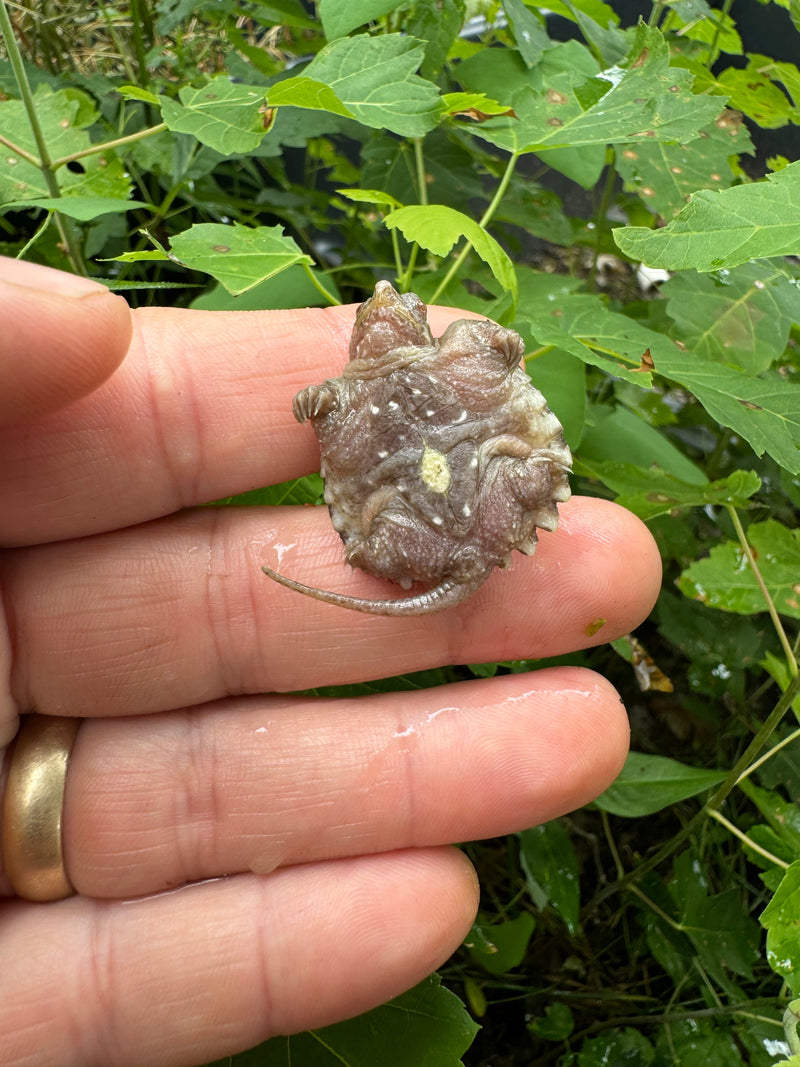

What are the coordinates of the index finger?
(1, 298, 473, 547)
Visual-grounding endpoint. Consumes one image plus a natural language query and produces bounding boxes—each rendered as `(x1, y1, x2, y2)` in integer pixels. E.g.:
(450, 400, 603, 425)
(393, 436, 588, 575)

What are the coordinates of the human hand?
(0, 257, 661, 1067)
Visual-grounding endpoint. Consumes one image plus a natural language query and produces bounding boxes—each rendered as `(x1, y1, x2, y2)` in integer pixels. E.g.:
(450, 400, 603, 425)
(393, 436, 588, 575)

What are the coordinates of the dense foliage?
(2, 0, 799, 1063)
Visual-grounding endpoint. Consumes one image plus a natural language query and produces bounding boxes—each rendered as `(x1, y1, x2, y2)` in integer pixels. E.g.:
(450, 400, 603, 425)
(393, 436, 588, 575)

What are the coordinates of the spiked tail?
(262, 564, 476, 616)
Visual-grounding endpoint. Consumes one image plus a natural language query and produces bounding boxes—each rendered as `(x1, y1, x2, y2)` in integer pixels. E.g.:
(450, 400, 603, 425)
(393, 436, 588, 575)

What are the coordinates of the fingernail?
(0, 256, 110, 297)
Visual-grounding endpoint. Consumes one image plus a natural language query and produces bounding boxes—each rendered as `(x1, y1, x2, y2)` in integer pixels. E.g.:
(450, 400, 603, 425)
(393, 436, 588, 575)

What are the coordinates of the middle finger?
(4, 497, 660, 715)
(64, 669, 628, 898)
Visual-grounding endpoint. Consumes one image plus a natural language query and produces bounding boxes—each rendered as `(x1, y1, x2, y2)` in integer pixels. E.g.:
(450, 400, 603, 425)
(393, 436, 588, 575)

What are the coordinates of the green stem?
(784, 1000, 800, 1057)
(0, 0, 86, 274)
(99, 3, 137, 83)
(707, 808, 788, 868)
(737, 725, 800, 784)
(49, 123, 168, 169)
(706, 0, 733, 68)
(585, 670, 800, 914)
(397, 138, 429, 291)
(727, 505, 798, 676)
(0, 132, 40, 166)
(129, 0, 151, 87)
(588, 149, 617, 292)
(302, 264, 341, 306)
(428, 150, 520, 305)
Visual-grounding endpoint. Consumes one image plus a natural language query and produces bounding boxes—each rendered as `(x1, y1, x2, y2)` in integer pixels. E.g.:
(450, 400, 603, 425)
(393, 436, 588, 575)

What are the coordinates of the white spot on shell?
(388, 401, 400, 410)
(432, 516, 444, 525)
(378, 450, 388, 459)
(455, 410, 468, 423)
(371, 404, 380, 415)
(470, 456, 478, 468)
(463, 504, 472, 517)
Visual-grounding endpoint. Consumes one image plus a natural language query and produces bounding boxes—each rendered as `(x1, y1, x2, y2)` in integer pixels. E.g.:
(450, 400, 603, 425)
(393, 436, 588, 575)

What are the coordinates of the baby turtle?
(262, 280, 572, 615)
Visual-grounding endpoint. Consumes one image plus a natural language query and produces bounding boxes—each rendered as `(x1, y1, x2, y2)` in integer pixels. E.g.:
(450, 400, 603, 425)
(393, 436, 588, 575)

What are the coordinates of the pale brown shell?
(263, 281, 572, 614)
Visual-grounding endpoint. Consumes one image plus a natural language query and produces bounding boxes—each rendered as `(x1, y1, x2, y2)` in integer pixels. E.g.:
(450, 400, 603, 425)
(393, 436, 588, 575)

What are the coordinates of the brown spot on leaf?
(631, 48, 649, 68)
(547, 117, 564, 127)
(546, 89, 569, 105)
(635, 348, 655, 372)
(212, 244, 231, 253)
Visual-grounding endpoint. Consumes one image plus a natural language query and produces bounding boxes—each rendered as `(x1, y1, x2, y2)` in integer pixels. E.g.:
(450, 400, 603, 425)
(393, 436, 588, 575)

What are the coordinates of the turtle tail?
(261, 564, 476, 616)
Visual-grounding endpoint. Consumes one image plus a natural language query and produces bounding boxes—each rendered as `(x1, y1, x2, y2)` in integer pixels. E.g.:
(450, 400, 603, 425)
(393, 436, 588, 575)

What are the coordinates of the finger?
(1, 297, 469, 546)
(0, 257, 131, 427)
(58, 668, 627, 899)
(0, 849, 477, 1067)
(4, 496, 661, 715)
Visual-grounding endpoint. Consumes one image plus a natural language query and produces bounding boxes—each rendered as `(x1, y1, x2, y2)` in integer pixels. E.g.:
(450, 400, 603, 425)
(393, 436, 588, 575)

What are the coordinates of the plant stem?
(397, 138, 428, 291)
(706, 0, 733, 68)
(588, 150, 617, 292)
(737, 726, 800, 784)
(0, 0, 86, 274)
(302, 264, 341, 306)
(49, 123, 168, 169)
(429, 150, 520, 305)
(0, 132, 40, 166)
(586, 670, 800, 913)
(707, 809, 789, 868)
(726, 504, 798, 676)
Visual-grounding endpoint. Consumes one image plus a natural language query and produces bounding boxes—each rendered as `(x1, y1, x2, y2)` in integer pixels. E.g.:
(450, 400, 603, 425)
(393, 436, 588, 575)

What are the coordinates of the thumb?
(0, 257, 132, 425)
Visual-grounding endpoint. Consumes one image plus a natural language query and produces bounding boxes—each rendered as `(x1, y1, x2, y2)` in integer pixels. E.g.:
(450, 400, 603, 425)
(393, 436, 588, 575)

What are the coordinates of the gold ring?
(2, 714, 80, 901)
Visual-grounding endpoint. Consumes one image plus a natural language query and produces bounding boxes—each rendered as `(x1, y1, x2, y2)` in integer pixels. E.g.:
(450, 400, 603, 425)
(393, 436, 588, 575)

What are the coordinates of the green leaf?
(519, 821, 581, 935)
(656, 348, 800, 475)
(317, 0, 404, 40)
(159, 76, 268, 155)
(465, 913, 536, 974)
(595, 752, 725, 816)
(655, 1019, 746, 1066)
(614, 160, 800, 270)
(267, 76, 354, 117)
(305, 34, 442, 138)
(663, 262, 799, 376)
(117, 84, 161, 105)
(215, 474, 325, 507)
(472, 24, 722, 155)
(527, 1002, 575, 1041)
(253, 973, 479, 1066)
(739, 778, 800, 860)
(579, 462, 761, 520)
(336, 187, 404, 210)
(578, 407, 709, 483)
(523, 288, 800, 473)
(761, 860, 800, 993)
(403, 0, 466, 80)
(615, 110, 753, 220)
(384, 205, 517, 308)
(762, 650, 800, 721)
(678, 519, 800, 619)
(578, 1028, 655, 1066)
(718, 65, 798, 129)
(169, 222, 313, 295)
(0, 86, 131, 205)
(249, 0, 318, 30)
(0, 195, 148, 220)
(502, 0, 549, 67)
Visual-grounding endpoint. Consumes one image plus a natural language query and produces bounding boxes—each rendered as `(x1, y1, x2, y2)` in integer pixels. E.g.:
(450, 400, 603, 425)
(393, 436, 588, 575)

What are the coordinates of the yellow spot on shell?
(585, 618, 606, 637)
(420, 445, 451, 494)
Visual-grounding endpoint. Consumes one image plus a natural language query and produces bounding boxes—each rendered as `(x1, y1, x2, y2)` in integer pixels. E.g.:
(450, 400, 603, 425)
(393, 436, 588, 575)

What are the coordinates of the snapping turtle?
(262, 281, 571, 615)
